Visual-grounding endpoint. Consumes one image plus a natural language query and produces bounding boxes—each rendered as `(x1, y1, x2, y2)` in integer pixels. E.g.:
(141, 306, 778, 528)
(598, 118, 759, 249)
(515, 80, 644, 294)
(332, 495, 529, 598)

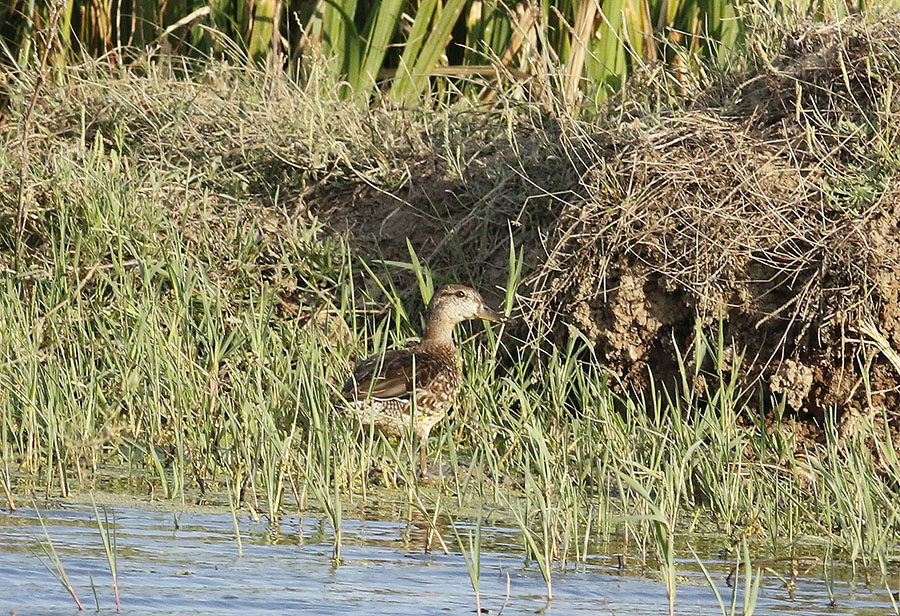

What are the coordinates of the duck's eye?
(456, 290, 466, 298)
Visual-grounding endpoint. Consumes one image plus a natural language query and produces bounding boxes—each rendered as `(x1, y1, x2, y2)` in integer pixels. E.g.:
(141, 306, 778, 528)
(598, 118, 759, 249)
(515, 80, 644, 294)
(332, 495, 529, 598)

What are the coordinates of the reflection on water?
(0, 502, 895, 615)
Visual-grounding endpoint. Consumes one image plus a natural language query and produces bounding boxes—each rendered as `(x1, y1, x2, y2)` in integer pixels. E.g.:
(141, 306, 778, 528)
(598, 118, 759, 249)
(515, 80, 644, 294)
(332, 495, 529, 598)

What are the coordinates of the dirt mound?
(528, 16, 900, 442)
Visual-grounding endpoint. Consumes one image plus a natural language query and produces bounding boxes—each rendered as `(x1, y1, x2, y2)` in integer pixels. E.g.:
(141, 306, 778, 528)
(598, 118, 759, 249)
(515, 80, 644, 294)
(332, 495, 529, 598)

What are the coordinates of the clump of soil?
(527, 16, 900, 445)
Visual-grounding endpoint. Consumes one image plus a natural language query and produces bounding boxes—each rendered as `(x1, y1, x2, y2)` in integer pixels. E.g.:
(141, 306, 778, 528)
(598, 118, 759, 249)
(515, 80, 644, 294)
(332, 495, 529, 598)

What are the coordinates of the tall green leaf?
(17, 0, 36, 66)
(389, 0, 468, 105)
(587, 0, 628, 102)
(248, 0, 278, 63)
(322, 0, 360, 96)
(464, 0, 512, 65)
(355, 0, 404, 102)
(389, 0, 439, 98)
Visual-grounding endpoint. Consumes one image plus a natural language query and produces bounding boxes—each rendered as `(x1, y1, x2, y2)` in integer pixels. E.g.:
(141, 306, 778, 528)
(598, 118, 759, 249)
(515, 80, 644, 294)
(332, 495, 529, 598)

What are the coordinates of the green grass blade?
(356, 0, 404, 102)
(248, 0, 279, 63)
(390, 0, 468, 105)
(323, 0, 361, 84)
(389, 0, 439, 102)
(587, 0, 628, 102)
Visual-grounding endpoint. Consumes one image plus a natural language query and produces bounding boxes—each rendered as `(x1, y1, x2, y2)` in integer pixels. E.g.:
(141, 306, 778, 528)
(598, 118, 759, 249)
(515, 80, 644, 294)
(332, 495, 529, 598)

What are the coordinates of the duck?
(340, 284, 505, 475)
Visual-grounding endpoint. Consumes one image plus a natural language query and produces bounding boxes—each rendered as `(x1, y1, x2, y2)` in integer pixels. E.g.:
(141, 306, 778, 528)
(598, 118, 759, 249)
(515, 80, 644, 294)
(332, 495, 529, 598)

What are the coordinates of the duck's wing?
(341, 349, 443, 400)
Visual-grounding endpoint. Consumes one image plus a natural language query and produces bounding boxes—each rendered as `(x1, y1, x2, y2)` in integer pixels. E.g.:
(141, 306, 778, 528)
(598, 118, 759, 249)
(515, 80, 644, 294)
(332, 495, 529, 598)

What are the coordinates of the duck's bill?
(476, 304, 507, 323)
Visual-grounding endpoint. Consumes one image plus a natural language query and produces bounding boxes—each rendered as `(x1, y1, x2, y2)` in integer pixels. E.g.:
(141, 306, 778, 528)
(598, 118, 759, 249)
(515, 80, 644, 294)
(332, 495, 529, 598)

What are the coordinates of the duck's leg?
(418, 435, 428, 479)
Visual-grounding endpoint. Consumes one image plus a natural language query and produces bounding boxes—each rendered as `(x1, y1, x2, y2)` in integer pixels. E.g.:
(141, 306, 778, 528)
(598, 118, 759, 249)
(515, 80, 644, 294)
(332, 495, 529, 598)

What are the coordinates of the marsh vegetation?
(2, 1, 900, 613)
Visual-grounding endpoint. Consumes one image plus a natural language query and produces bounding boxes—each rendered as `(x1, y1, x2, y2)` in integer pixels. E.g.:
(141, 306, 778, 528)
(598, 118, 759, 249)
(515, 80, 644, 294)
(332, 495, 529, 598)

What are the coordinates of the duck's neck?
(422, 316, 458, 351)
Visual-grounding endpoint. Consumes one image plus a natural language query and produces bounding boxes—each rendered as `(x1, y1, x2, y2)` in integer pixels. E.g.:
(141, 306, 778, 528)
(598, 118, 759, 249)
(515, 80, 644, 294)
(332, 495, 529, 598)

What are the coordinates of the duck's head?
(428, 285, 505, 328)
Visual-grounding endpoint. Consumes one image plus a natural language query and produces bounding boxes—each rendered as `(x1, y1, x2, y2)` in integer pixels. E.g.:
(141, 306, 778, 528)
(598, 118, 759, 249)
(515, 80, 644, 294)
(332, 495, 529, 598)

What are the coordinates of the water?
(0, 501, 896, 615)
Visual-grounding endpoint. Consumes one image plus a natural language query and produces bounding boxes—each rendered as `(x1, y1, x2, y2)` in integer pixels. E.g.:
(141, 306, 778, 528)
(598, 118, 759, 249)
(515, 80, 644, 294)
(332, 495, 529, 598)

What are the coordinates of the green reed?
(33, 505, 84, 611)
(13, 0, 895, 112)
(450, 506, 484, 613)
(1, 0, 750, 106)
(301, 346, 345, 564)
(694, 539, 761, 616)
(90, 496, 120, 611)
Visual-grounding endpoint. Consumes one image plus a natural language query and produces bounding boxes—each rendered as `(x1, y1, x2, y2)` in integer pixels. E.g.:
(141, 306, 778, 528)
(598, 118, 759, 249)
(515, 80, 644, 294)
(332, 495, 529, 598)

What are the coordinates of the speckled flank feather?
(342, 342, 461, 439)
(339, 285, 502, 442)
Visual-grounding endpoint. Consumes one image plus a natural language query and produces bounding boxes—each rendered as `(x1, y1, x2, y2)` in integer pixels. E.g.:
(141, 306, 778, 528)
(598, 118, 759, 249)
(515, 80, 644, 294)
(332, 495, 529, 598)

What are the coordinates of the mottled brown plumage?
(341, 285, 504, 466)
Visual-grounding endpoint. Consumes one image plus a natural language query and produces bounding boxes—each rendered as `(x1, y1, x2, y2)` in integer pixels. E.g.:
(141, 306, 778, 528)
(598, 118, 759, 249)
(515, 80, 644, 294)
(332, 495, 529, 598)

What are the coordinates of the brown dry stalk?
(481, 4, 538, 104)
(378, 65, 531, 81)
(564, 0, 599, 109)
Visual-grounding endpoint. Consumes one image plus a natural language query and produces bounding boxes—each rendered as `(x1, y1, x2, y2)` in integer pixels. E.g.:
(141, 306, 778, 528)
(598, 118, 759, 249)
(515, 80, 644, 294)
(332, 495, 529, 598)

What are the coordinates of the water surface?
(0, 501, 895, 615)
